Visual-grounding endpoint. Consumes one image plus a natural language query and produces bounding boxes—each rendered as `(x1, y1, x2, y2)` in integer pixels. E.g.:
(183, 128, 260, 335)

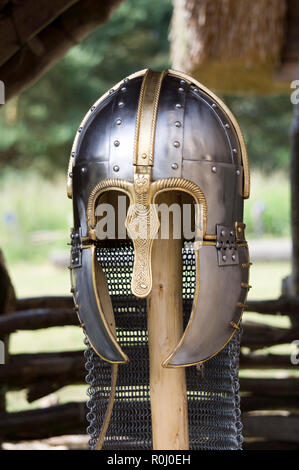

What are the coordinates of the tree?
(0, 0, 172, 174)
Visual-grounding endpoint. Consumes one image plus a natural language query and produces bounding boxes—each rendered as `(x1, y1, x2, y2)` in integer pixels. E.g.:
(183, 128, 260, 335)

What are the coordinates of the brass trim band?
(134, 69, 167, 167)
(95, 363, 118, 449)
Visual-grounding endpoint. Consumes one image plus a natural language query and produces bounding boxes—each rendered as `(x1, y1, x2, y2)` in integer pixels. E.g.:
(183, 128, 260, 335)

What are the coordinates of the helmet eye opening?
(94, 190, 130, 242)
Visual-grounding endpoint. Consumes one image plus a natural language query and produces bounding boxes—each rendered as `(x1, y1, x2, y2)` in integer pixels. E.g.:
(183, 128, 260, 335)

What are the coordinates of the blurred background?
(0, 0, 298, 450)
(0, 0, 292, 286)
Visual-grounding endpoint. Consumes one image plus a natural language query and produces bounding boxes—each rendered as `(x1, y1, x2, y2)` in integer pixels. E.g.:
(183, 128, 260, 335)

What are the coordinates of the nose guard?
(68, 68, 250, 367)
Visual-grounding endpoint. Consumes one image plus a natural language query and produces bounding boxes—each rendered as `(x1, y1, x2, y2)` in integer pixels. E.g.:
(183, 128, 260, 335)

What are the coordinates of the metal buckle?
(216, 224, 239, 266)
(70, 227, 82, 268)
(235, 221, 246, 242)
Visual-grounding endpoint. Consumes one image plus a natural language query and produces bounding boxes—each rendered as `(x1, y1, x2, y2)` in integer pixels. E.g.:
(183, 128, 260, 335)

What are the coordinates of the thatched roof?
(0, 0, 124, 100)
(171, 0, 299, 94)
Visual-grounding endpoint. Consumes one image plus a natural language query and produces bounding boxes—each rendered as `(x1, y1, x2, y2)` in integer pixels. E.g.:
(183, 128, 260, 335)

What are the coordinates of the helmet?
(67, 69, 250, 367)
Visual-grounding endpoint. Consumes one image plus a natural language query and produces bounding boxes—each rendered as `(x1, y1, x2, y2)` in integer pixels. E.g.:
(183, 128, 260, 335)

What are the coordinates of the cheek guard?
(67, 68, 250, 367)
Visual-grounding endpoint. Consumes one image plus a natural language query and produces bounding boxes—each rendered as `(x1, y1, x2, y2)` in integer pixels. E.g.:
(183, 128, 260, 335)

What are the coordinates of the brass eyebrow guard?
(87, 176, 206, 298)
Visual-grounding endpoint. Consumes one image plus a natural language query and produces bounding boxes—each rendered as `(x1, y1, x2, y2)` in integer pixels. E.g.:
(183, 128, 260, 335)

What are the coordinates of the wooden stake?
(147, 193, 189, 450)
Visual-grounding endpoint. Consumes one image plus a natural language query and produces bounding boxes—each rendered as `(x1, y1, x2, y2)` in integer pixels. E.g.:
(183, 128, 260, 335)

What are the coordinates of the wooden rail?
(0, 293, 299, 450)
(1, 309, 299, 350)
(1, 403, 299, 444)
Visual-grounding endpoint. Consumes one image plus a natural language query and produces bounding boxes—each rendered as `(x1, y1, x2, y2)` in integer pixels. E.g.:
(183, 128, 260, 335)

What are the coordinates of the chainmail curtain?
(85, 241, 243, 450)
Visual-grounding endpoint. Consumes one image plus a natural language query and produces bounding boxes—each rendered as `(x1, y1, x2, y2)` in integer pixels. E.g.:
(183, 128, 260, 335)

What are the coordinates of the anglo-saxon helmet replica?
(67, 69, 250, 450)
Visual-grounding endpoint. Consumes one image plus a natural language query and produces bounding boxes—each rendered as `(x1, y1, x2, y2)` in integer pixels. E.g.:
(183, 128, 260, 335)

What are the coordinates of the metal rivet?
(233, 148, 238, 154)
(178, 87, 184, 92)
(121, 86, 127, 92)
(175, 103, 182, 109)
(175, 121, 181, 127)
(116, 118, 122, 125)
(212, 166, 217, 173)
(114, 140, 120, 147)
(140, 283, 147, 289)
(118, 101, 125, 107)
(171, 163, 178, 170)
(222, 255, 227, 262)
(225, 123, 230, 129)
(69, 172, 73, 178)
(193, 87, 198, 92)
(90, 106, 96, 112)
(232, 254, 236, 261)
(113, 165, 119, 172)
(71, 152, 75, 157)
(124, 78, 129, 83)
(141, 153, 147, 159)
(78, 127, 82, 133)
(81, 167, 87, 174)
(173, 141, 180, 148)
(221, 230, 225, 237)
(180, 79, 186, 84)
(212, 103, 217, 108)
(236, 169, 241, 176)
(230, 230, 234, 236)
(109, 89, 114, 94)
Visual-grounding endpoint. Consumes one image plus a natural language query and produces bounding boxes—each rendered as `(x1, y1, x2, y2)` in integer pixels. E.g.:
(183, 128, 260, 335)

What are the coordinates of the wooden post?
(0, 250, 16, 448)
(290, 85, 299, 296)
(147, 193, 189, 450)
(283, 70, 299, 326)
(0, 250, 16, 377)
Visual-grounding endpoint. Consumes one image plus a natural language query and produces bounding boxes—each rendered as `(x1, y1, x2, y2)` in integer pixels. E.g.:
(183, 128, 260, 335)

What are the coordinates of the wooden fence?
(0, 256, 299, 449)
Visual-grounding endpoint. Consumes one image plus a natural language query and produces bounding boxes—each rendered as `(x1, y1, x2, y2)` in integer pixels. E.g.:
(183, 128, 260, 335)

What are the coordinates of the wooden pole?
(0, 0, 125, 101)
(289, 78, 299, 297)
(282, 68, 299, 329)
(0, 250, 16, 448)
(147, 193, 189, 450)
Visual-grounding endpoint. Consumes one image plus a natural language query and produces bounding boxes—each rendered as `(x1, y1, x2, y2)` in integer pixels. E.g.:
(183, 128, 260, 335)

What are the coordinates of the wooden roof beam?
(0, 0, 79, 67)
(0, 0, 124, 100)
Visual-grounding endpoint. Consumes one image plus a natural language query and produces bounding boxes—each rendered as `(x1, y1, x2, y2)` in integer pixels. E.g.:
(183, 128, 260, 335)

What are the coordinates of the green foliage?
(244, 171, 290, 238)
(0, 0, 294, 174)
(0, 0, 172, 174)
(226, 95, 293, 171)
(0, 168, 72, 264)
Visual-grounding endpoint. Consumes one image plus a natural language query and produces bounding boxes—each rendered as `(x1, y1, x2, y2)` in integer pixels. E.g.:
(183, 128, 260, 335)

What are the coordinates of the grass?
(244, 170, 290, 239)
(0, 168, 72, 264)
(9, 262, 70, 298)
